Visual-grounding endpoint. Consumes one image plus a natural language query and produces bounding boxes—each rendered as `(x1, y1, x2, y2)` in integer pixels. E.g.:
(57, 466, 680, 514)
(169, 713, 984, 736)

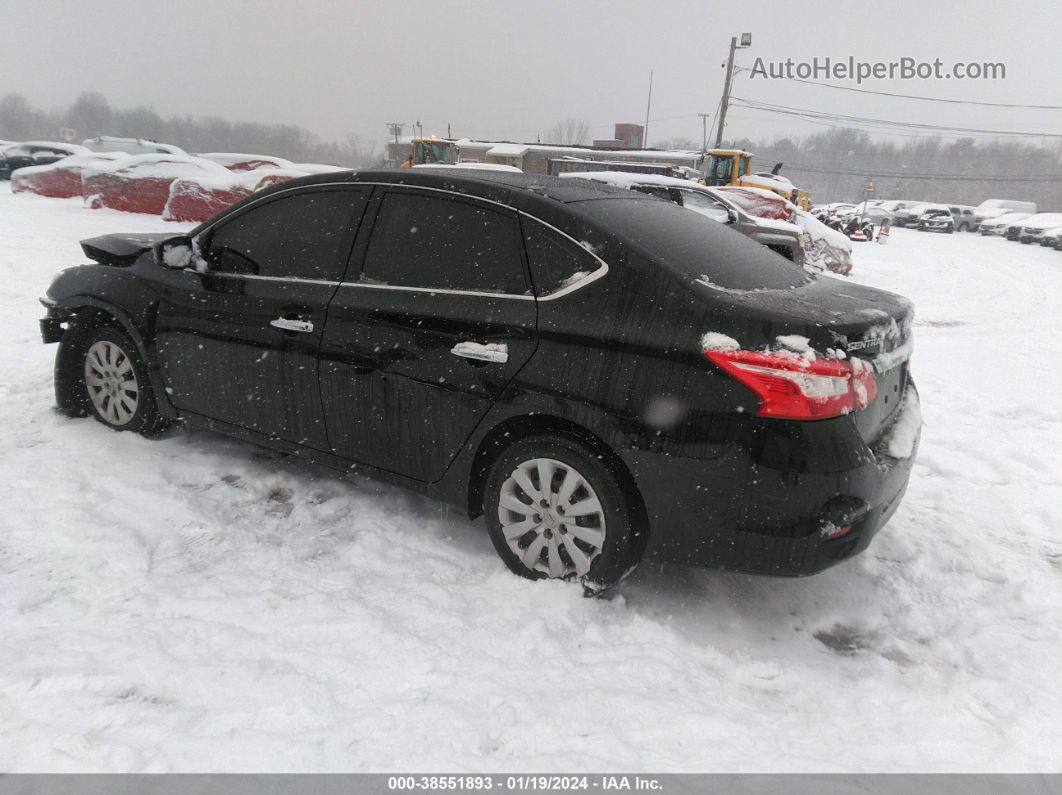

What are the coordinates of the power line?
(783, 163, 1062, 182)
(733, 68, 1062, 110)
(731, 97, 1062, 138)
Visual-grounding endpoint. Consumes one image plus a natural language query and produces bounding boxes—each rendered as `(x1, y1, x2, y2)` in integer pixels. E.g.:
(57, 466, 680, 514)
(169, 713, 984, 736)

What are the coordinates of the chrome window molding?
(194, 179, 611, 301)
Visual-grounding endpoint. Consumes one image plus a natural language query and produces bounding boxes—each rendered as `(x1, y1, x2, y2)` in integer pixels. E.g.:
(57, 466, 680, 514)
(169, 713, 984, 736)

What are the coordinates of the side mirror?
(154, 235, 197, 270)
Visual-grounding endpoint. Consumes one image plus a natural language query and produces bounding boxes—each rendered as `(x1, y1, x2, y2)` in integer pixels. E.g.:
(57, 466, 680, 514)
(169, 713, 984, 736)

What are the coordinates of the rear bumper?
(627, 384, 920, 576)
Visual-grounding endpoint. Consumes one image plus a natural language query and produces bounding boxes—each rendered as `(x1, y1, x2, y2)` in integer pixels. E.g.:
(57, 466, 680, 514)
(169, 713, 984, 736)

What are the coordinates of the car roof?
(267, 167, 643, 206)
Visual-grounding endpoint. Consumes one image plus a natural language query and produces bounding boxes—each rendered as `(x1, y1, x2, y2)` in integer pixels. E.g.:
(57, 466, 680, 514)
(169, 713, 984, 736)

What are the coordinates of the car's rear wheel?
(484, 434, 644, 594)
(64, 325, 167, 435)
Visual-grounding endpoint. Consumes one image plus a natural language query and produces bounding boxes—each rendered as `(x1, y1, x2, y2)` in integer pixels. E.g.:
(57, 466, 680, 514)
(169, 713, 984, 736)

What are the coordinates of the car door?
(319, 187, 537, 482)
(156, 185, 370, 450)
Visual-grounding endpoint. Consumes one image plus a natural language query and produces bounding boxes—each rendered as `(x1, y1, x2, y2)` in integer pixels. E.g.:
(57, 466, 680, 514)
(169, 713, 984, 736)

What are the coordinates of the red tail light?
(704, 348, 877, 421)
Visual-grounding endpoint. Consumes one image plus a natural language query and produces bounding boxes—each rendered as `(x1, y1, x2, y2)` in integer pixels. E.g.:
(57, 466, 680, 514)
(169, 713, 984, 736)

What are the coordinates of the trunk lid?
(81, 232, 171, 267)
(695, 276, 914, 442)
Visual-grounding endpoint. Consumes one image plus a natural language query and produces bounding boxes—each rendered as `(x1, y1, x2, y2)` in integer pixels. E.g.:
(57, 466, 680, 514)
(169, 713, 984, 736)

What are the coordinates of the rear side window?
(360, 192, 527, 294)
(205, 189, 367, 280)
(522, 219, 602, 296)
(576, 197, 811, 291)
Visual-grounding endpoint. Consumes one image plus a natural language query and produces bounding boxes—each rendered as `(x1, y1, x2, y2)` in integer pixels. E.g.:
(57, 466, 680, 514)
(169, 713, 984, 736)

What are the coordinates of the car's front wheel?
(483, 434, 644, 594)
(63, 325, 167, 435)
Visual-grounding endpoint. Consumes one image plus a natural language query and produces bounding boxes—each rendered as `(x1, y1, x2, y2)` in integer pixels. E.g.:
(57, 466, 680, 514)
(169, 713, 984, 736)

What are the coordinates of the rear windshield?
(572, 197, 811, 291)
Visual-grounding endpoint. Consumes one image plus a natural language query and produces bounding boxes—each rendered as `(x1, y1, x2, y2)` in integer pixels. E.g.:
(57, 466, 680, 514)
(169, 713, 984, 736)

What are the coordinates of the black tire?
(59, 324, 167, 435)
(483, 433, 645, 594)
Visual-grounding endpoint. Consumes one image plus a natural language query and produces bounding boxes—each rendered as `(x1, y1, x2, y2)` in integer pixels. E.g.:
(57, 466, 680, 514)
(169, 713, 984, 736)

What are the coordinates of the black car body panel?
(41, 168, 919, 576)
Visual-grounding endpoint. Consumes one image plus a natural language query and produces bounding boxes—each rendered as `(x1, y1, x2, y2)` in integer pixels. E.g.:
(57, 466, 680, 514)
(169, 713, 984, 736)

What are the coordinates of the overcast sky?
(3, 0, 1060, 150)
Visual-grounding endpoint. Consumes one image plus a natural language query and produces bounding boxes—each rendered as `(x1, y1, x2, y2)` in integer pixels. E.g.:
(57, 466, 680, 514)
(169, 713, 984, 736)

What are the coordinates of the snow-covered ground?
(1, 186, 1060, 772)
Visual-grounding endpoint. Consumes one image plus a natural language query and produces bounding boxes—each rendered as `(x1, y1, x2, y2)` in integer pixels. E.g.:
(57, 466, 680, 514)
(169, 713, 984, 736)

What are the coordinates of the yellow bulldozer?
(702, 149, 810, 209)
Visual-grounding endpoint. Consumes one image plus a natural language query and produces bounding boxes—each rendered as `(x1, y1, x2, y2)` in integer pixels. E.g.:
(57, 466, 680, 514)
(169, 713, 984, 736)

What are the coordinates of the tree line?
(0, 92, 383, 168)
(692, 128, 1061, 209)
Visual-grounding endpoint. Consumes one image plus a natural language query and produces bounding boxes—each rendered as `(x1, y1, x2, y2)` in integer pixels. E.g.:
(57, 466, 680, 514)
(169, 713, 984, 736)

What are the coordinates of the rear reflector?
(705, 349, 877, 420)
(824, 523, 854, 540)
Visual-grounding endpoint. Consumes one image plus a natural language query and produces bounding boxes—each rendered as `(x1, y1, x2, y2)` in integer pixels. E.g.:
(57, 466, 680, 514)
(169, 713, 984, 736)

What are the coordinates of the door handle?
(450, 341, 509, 364)
(270, 317, 314, 333)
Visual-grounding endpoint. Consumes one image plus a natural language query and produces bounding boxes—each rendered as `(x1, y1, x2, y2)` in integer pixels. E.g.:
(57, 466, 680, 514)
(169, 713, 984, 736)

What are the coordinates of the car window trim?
(193, 181, 609, 301)
(195, 183, 371, 283)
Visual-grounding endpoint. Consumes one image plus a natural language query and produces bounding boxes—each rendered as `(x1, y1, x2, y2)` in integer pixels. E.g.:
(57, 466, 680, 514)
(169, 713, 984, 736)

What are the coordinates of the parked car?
(917, 206, 954, 233)
(82, 154, 233, 215)
(949, 205, 976, 232)
(972, 199, 1038, 230)
(163, 168, 307, 222)
(1017, 213, 1062, 244)
(39, 169, 919, 588)
(892, 204, 933, 227)
(562, 171, 805, 266)
(0, 141, 90, 179)
(1039, 226, 1062, 248)
(10, 152, 129, 198)
(82, 136, 186, 156)
(873, 200, 926, 215)
(979, 212, 1032, 236)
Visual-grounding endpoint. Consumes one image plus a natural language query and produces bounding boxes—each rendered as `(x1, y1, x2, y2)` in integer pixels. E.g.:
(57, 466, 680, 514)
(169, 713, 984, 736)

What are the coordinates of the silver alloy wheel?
(497, 457, 607, 578)
(84, 340, 139, 427)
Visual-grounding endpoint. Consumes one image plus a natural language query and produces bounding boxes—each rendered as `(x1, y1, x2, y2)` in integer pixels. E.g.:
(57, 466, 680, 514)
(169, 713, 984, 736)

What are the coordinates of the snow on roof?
(485, 143, 529, 157)
(82, 153, 232, 180)
(11, 152, 129, 176)
(560, 171, 696, 190)
(291, 163, 347, 174)
(197, 153, 296, 169)
(82, 136, 185, 155)
(415, 163, 523, 173)
(6, 141, 90, 154)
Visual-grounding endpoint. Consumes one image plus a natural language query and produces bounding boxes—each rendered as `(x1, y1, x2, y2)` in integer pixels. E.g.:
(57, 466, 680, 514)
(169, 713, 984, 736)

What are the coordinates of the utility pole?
(715, 33, 751, 149)
(697, 112, 711, 151)
(643, 69, 654, 148)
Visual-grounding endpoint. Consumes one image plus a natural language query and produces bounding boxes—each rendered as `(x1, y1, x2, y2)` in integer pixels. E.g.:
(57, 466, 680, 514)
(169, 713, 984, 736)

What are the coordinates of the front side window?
(522, 219, 601, 297)
(706, 155, 734, 185)
(677, 189, 732, 223)
(205, 189, 367, 280)
(360, 192, 527, 294)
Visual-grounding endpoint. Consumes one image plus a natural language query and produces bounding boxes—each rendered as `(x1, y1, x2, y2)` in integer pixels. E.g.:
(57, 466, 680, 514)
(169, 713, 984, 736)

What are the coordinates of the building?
(385, 122, 701, 175)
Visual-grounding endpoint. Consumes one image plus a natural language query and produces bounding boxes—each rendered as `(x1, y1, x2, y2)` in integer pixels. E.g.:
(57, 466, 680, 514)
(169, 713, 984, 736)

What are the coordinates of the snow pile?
(879, 385, 922, 460)
(700, 331, 740, 351)
(0, 194, 1060, 773)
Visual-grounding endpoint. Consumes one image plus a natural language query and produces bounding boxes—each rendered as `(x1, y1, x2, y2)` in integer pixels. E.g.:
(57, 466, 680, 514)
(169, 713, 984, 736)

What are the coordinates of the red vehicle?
(83, 155, 231, 215)
(11, 153, 128, 198)
(716, 185, 795, 222)
(196, 153, 296, 172)
(163, 169, 308, 222)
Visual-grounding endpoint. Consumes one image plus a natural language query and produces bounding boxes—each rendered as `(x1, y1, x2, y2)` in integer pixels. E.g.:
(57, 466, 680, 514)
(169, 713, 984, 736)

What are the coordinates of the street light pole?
(714, 33, 751, 149)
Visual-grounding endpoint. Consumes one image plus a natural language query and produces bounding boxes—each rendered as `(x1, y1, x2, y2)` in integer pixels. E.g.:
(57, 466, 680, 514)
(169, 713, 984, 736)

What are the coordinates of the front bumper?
(627, 383, 921, 576)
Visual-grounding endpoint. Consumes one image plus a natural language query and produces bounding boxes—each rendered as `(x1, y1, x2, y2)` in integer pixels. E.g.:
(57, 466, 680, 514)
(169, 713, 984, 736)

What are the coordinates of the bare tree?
(652, 136, 698, 151)
(546, 118, 590, 145)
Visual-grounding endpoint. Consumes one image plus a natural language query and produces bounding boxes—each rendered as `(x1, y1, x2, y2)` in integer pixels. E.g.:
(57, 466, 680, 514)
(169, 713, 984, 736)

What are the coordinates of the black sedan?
(39, 169, 920, 591)
(0, 141, 89, 179)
